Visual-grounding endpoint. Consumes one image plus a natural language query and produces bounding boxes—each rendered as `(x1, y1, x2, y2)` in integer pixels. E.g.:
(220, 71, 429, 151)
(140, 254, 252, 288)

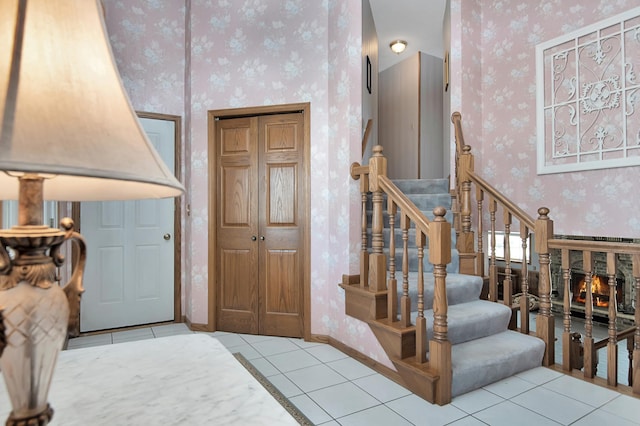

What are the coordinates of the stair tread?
(450, 330, 545, 396)
(411, 300, 511, 347)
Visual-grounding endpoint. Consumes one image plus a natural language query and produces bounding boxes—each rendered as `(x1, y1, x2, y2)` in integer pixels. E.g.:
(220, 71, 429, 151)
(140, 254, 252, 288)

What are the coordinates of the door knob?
(251, 236, 257, 241)
(260, 236, 265, 241)
(164, 233, 171, 240)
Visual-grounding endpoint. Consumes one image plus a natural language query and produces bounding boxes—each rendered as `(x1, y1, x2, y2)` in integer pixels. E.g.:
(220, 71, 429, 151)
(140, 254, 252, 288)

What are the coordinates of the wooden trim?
(137, 111, 184, 324)
(73, 111, 184, 327)
(207, 103, 311, 339)
(183, 316, 209, 333)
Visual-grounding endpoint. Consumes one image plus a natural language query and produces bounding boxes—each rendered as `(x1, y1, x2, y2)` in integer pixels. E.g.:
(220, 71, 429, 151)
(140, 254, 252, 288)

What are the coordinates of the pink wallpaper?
(451, 0, 640, 239)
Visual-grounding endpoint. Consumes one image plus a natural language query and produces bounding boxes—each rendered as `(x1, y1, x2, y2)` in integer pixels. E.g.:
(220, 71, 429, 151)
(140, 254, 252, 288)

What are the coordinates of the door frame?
(72, 111, 183, 327)
(208, 102, 311, 339)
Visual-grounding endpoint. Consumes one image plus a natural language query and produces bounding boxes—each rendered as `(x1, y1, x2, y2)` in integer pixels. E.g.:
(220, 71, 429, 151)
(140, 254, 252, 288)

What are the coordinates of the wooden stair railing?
(451, 111, 640, 397)
(344, 145, 453, 405)
(451, 112, 546, 356)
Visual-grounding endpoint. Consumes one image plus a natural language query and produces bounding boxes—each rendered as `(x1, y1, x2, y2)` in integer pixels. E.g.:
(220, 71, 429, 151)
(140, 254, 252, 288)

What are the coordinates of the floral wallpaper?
(450, 0, 640, 239)
(103, 0, 391, 366)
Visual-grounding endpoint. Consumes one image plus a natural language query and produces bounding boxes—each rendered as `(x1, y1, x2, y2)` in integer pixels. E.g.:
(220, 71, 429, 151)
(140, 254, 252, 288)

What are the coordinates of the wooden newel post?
(368, 145, 387, 292)
(351, 161, 370, 289)
(457, 145, 475, 275)
(535, 207, 555, 366)
(428, 206, 452, 405)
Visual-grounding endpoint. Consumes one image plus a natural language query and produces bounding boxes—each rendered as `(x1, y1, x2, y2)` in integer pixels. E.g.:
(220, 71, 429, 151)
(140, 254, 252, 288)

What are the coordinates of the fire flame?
(574, 275, 611, 307)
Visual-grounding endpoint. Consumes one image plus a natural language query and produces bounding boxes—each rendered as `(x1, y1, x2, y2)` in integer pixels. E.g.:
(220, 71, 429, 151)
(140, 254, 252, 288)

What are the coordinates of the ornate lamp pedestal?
(0, 176, 85, 426)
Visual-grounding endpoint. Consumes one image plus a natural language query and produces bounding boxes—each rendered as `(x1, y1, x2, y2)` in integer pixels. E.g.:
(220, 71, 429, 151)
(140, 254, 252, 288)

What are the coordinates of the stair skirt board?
(410, 300, 512, 349)
(400, 273, 485, 307)
(450, 331, 545, 397)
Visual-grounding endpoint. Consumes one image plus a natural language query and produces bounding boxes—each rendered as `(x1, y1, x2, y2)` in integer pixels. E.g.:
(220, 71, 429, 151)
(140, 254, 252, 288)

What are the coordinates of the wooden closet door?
(216, 117, 259, 333)
(258, 113, 304, 337)
(215, 112, 304, 337)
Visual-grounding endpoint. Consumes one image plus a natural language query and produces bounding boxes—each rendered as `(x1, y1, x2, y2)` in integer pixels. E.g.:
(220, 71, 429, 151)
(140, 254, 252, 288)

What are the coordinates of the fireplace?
(571, 273, 623, 309)
(550, 235, 637, 322)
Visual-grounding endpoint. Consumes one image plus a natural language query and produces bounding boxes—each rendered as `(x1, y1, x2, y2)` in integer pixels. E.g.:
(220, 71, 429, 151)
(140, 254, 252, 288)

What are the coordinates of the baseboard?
(183, 316, 210, 332)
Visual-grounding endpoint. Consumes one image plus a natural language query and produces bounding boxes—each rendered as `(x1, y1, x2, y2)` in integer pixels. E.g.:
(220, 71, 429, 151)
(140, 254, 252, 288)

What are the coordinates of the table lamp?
(0, 1, 184, 424)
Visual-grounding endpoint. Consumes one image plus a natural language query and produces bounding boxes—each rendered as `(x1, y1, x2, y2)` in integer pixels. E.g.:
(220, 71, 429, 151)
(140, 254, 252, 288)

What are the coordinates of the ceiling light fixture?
(390, 40, 407, 54)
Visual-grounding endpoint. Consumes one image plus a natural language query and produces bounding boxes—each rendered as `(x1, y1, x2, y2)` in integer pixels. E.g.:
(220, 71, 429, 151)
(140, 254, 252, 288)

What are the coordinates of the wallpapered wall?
(450, 0, 640, 239)
(103, 0, 390, 365)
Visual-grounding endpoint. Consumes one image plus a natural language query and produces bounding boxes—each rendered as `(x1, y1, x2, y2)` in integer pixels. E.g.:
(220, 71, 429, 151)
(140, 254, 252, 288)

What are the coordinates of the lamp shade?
(0, 0, 184, 201)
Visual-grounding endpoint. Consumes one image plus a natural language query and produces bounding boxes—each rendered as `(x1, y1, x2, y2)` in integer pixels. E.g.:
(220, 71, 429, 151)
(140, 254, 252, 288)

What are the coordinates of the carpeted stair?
(368, 178, 545, 398)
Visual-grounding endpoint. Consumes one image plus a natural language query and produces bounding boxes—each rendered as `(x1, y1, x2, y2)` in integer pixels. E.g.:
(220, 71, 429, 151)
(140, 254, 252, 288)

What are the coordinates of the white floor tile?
(230, 343, 262, 360)
(305, 344, 348, 363)
(285, 364, 347, 393)
(451, 388, 504, 414)
(516, 366, 563, 385)
(248, 357, 280, 377)
(266, 373, 304, 398)
(288, 337, 324, 349)
(66, 333, 112, 349)
(252, 338, 301, 356)
(266, 349, 322, 373)
(307, 382, 380, 418)
(385, 394, 467, 426)
(473, 400, 561, 426)
(447, 416, 490, 426)
(511, 386, 595, 424)
(111, 328, 154, 343)
(571, 407, 640, 426)
(599, 394, 640, 424)
(542, 374, 620, 407)
(326, 357, 376, 381)
(483, 375, 537, 399)
(239, 333, 280, 344)
(151, 323, 193, 337)
(288, 394, 333, 425)
(352, 373, 411, 403)
(337, 404, 414, 426)
(211, 333, 247, 349)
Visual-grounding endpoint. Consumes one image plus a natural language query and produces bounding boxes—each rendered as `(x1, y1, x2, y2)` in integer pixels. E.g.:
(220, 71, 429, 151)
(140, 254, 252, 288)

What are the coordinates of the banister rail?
(379, 176, 430, 236)
(466, 170, 535, 230)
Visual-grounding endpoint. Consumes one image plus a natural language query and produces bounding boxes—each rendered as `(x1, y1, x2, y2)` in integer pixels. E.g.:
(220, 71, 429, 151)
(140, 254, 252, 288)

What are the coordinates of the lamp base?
(6, 404, 53, 426)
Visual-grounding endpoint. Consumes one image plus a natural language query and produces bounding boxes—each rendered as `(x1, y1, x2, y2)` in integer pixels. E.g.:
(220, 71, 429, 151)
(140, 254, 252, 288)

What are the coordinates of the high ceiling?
(369, 0, 447, 71)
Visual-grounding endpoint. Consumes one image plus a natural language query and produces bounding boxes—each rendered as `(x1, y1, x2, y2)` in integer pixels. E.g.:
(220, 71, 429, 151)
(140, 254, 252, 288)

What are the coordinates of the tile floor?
(66, 322, 640, 425)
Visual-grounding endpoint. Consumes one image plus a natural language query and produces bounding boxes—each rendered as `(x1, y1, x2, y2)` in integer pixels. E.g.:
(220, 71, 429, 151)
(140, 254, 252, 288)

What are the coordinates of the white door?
(80, 117, 176, 332)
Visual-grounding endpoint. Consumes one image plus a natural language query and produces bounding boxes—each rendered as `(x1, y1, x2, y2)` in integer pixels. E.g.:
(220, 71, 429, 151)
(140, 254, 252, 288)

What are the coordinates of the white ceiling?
(369, 0, 447, 71)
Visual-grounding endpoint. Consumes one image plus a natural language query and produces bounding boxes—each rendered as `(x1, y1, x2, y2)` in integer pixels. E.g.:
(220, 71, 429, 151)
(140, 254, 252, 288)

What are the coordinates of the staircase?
(343, 176, 545, 403)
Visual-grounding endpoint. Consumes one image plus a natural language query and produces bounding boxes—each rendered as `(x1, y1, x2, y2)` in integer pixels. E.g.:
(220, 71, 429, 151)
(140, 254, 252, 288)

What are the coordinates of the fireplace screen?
(571, 273, 623, 308)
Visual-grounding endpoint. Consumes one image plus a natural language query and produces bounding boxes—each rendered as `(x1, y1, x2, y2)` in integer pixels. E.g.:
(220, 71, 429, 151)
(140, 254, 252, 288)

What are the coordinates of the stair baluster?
(561, 249, 573, 371)
(387, 200, 398, 323)
(415, 231, 427, 363)
(489, 198, 497, 302)
(519, 223, 530, 334)
(606, 252, 618, 386)
(476, 188, 485, 277)
(400, 214, 411, 327)
(584, 251, 595, 378)
(359, 173, 369, 289)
